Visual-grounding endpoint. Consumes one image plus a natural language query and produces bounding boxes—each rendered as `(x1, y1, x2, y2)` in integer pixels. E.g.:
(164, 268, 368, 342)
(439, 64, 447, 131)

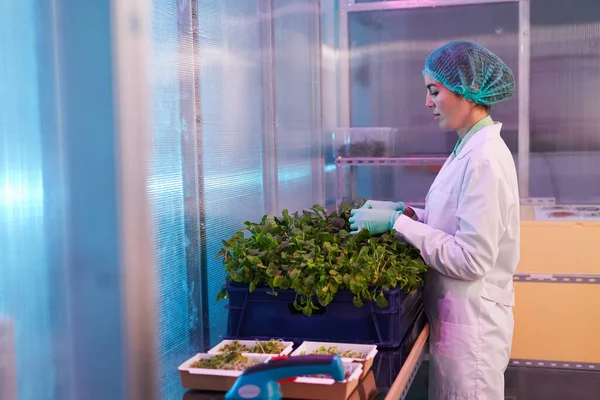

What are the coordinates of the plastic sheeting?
(197, 0, 323, 359)
(149, 1, 200, 398)
(1, 0, 127, 399)
(0, 2, 54, 398)
(1, 0, 324, 399)
(273, 0, 323, 212)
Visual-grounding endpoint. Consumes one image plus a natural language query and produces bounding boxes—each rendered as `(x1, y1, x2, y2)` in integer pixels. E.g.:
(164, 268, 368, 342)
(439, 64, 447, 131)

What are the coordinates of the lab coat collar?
(425, 123, 503, 199)
(455, 122, 503, 161)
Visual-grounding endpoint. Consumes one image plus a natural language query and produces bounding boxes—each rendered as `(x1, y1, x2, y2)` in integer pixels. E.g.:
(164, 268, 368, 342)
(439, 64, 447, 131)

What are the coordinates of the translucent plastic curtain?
(0, 1, 55, 398)
(1, 0, 128, 399)
(149, 1, 202, 398)
(196, 0, 266, 349)
(273, 0, 324, 213)
(196, 0, 324, 350)
(1, 1, 325, 399)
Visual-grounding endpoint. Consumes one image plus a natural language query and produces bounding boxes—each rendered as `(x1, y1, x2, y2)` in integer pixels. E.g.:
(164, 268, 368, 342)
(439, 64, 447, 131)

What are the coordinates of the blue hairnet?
(423, 41, 515, 106)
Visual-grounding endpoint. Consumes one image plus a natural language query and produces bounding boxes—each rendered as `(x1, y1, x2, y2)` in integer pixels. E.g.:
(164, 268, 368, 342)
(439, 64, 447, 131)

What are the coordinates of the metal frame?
(49, 0, 76, 397)
(111, 0, 158, 398)
(177, 0, 210, 352)
(336, 0, 531, 203)
(384, 323, 430, 400)
(399, 351, 426, 400)
(518, 0, 531, 198)
(190, 0, 212, 354)
(336, 156, 447, 166)
(259, 0, 280, 216)
(341, 0, 518, 12)
(520, 197, 555, 206)
(320, 0, 339, 134)
(310, 0, 327, 207)
(338, 5, 351, 128)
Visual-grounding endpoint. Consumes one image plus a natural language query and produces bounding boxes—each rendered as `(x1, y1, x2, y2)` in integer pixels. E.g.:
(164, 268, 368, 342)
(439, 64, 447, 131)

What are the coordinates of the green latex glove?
(349, 208, 402, 235)
(361, 200, 405, 213)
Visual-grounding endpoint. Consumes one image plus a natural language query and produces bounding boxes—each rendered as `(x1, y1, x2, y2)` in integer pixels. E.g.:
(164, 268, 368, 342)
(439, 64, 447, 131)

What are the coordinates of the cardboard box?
(207, 339, 294, 357)
(279, 362, 363, 400)
(348, 370, 377, 400)
(181, 369, 378, 400)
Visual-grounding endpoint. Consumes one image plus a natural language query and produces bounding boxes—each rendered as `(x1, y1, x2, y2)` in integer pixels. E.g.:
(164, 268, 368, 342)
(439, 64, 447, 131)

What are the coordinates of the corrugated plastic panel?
(0, 2, 54, 398)
(197, 0, 267, 347)
(273, 0, 324, 213)
(149, 0, 201, 398)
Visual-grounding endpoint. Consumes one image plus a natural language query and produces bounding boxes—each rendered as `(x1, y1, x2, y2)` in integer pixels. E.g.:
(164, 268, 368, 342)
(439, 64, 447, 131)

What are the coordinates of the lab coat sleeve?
(393, 159, 505, 281)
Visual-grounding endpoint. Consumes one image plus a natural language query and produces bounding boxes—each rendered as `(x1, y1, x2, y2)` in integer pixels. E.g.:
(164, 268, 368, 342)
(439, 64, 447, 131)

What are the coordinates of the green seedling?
(216, 201, 428, 316)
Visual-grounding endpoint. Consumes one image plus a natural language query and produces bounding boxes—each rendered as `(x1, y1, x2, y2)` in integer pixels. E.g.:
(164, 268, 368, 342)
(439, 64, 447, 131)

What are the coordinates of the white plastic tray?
(291, 341, 378, 362)
(178, 352, 272, 377)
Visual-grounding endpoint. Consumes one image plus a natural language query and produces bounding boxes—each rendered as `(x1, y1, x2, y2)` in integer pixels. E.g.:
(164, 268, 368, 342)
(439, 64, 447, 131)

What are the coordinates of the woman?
(349, 41, 519, 400)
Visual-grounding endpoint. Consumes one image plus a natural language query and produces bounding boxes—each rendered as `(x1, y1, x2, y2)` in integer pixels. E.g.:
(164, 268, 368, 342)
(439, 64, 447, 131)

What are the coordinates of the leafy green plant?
(216, 202, 427, 316)
(248, 339, 287, 354)
(219, 339, 287, 354)
(219, 340, 248, 353)
(305, 370, 353, 380)
(300, 346, 365, 359)
(190, 352, 260, 371)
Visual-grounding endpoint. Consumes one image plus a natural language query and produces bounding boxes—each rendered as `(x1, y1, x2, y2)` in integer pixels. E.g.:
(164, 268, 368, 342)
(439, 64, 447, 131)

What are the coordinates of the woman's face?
(424, 72, 476, 132)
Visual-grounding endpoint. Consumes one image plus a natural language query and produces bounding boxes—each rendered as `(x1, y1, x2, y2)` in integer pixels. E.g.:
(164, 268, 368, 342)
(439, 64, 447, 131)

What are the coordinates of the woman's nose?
(425, 93, 435, 108)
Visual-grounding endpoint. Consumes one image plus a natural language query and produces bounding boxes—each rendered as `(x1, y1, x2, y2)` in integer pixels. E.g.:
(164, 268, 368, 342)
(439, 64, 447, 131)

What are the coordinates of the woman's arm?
(392, 159, 509, 281)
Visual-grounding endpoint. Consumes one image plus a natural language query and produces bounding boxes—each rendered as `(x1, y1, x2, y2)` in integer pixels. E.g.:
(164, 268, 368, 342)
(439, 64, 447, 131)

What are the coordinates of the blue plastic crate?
(223, 282, 423, 348)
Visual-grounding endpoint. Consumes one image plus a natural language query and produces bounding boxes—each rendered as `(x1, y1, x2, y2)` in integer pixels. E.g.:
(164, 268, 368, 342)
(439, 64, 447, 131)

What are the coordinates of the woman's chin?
(438, 120, 456, 132)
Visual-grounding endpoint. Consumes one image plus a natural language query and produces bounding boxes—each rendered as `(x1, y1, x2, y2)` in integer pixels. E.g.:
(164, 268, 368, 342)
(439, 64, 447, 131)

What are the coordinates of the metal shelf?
(335, 156, 447, 166)
(334, 157, 448, 207)
(519, 197, 556, 206)
(384, 323, 430, 400)
(510, 359, 600, 371)
(513, 273, 600, 284)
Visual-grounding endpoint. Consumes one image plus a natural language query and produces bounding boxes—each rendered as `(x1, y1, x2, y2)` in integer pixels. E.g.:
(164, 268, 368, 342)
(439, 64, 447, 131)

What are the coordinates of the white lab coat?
(393, 123, 519, 400)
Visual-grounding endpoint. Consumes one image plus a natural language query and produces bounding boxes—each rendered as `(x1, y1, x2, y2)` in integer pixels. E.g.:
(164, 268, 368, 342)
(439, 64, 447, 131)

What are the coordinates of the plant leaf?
(376, 292, 388, 307)
(216, 290, 227, 302)
(353, 295, 364, 308)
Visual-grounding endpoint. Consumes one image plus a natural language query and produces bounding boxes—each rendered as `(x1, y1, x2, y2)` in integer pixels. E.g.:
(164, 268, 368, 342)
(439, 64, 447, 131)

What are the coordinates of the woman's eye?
(431, 92, 438, 97)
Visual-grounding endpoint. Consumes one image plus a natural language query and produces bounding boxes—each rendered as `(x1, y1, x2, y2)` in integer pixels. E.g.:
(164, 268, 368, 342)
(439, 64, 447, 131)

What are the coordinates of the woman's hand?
(349, 208, 403, 235)
(361, 200, 405, 213)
